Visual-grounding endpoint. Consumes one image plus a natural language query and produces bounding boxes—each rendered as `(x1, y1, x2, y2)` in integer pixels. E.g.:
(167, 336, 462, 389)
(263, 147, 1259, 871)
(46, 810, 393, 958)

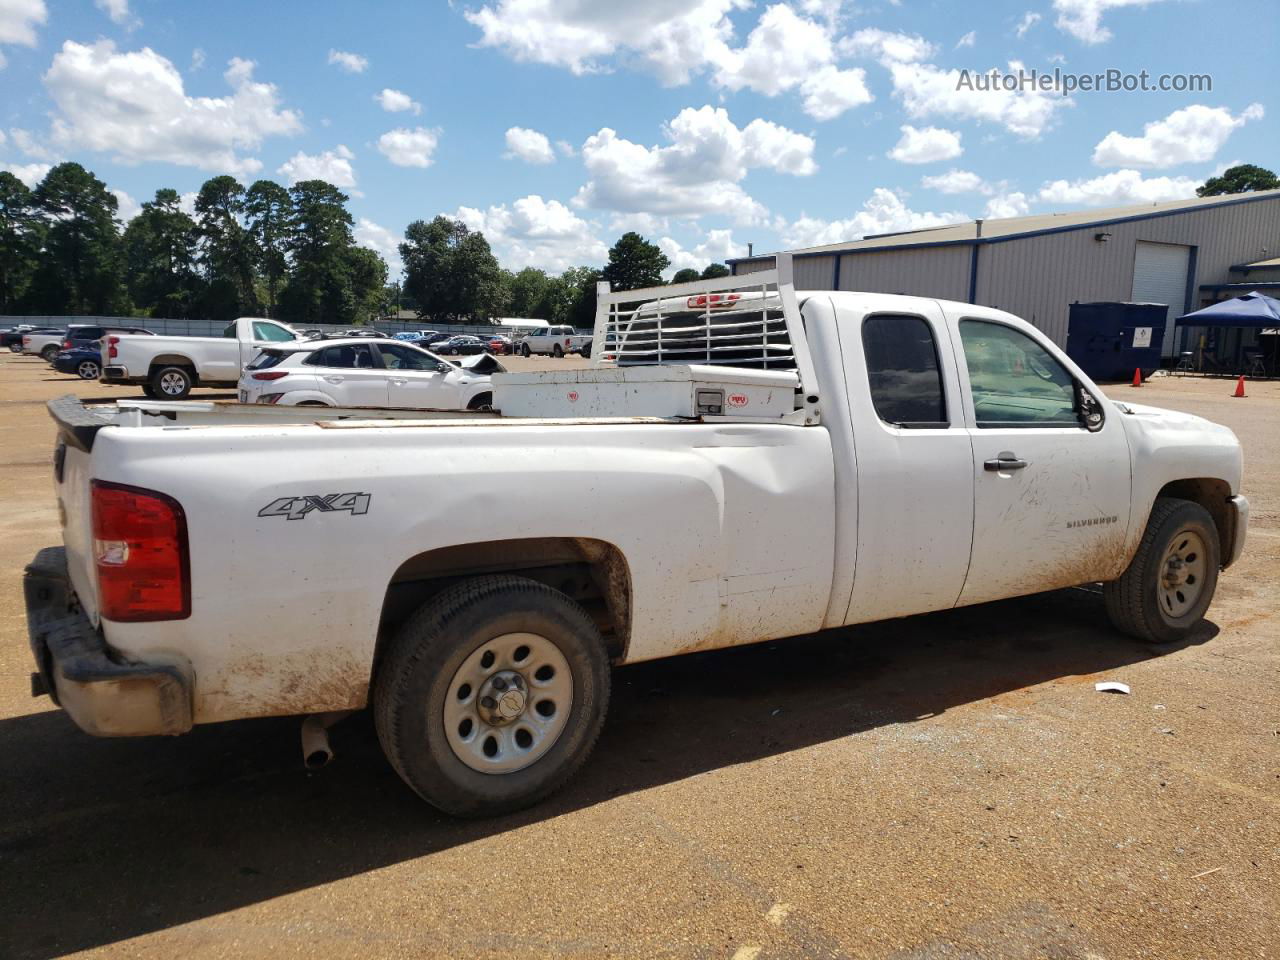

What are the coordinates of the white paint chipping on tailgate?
(86, 419, 834, 721)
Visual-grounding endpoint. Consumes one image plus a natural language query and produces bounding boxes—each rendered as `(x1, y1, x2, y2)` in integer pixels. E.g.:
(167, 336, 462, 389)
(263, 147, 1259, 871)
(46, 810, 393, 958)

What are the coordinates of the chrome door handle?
(323, 375, 344, 384)
(984, 455, 1029, 471)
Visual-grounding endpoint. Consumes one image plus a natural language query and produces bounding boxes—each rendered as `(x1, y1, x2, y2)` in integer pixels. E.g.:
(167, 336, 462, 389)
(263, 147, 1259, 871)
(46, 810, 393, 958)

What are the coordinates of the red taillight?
(91, 481, 190, 622)
(22, 336, 30, 345)
(62, 340, 72, 350)
(251, 370, 288, 380)
(107, 335, 119, 359)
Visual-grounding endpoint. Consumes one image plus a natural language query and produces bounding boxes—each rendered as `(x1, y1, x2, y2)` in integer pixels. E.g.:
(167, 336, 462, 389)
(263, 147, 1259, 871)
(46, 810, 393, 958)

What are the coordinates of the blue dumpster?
(1065, 302, 1168, 382)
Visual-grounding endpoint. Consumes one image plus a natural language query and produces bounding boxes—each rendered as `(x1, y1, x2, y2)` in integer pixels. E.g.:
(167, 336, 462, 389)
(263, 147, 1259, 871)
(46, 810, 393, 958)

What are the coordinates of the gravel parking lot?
(0, 350, 1276, 960)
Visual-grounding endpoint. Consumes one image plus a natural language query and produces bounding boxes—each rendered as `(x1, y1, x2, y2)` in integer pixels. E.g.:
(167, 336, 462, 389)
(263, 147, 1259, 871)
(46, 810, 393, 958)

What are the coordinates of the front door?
(953, 317, 1131, 606)
(308, 343, 389, 406)
(376, 343, 459, 409)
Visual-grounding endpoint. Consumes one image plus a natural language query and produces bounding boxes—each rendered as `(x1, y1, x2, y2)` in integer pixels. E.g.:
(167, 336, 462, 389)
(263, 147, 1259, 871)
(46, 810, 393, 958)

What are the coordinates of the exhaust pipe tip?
(300, 710, 352, 770)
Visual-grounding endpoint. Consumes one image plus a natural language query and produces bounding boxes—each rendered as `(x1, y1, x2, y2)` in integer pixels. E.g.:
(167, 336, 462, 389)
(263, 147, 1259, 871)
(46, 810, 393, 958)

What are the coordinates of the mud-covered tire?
(1104, 497, 1220, 644)
(150, 365, 193, 400)
(374, 575, 610, 817)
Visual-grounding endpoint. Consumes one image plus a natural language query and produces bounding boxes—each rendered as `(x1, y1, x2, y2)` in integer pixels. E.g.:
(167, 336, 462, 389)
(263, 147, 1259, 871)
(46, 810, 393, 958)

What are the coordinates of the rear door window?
(377, 343, 437, 370)
(306, 344, 376, 368)
(861, 314, 948, 428)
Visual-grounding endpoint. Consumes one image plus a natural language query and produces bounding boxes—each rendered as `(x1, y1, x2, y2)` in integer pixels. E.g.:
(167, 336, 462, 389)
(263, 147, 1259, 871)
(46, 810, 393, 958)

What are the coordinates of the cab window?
(222, 323, 238, 338)
(377, 343, 438, 371)
(305, 345, 375, 368)
(253, 321, 296, 342)
(959, 320, 1078, 427)
(861, 314, 948, 428)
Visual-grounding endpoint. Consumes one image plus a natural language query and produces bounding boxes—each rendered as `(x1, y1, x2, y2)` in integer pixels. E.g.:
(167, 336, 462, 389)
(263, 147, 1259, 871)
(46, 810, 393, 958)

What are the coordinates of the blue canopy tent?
(1175, 291, 1280, 376)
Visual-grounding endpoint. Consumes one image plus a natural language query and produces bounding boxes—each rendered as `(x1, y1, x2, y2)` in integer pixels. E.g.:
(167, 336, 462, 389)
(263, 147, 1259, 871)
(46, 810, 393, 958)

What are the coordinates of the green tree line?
(1, 162, 386, 325)
(1, 162, 735, 327)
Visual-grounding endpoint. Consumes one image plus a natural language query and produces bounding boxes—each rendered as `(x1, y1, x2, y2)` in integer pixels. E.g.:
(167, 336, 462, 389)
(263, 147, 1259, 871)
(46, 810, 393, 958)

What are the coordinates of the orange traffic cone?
(1130, 367, 1143, 387)
(1232, 375, 1246, 398)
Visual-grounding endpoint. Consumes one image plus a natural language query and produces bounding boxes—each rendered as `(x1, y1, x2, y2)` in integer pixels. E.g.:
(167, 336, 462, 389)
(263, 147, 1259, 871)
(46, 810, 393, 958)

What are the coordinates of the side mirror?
(1076, 380, 1104, 432)
(434, 361, 452, 374)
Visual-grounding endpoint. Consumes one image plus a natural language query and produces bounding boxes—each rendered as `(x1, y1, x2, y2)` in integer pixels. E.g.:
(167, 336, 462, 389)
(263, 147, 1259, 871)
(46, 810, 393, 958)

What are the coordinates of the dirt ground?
(0, 350, 1276, 960)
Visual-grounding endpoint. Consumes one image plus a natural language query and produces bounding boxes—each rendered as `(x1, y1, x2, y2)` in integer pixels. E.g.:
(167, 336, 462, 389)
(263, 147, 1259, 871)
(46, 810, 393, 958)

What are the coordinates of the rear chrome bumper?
(25, 546, 193, 737)
(1225, 495, 1249, 568)
(102, 364, 129, 381)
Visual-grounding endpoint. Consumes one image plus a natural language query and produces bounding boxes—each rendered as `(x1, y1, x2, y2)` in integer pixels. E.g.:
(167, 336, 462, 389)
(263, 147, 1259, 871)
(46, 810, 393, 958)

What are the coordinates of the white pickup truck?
(518, 324, 590, 357)
(103, 316, 303, 399)
(25, 260, 1247, 817)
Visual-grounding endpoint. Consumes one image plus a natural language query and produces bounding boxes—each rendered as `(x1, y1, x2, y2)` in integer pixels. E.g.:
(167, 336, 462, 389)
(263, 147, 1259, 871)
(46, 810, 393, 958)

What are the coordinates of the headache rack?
(592, 253, 820, 423)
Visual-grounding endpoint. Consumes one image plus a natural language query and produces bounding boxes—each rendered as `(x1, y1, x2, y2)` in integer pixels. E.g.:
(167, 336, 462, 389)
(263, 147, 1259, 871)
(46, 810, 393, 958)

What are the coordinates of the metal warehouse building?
(729, 189, 1280, 361)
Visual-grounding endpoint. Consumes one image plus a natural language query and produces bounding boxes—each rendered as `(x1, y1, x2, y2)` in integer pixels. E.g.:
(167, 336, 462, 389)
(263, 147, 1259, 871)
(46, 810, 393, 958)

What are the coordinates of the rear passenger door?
(843, 306, 976, 624)
(305, 344, 389, 407)
(951, 316, 1131, 605)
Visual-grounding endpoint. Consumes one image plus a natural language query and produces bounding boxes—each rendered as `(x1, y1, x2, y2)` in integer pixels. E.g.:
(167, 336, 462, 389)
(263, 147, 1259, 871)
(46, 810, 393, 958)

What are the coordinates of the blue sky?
(1, 0, 1276, 279)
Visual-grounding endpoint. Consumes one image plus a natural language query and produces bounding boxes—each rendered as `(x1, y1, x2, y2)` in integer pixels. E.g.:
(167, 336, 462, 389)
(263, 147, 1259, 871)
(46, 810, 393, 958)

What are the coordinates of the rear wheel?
(150, 365, 193, 400)
(374, 575, 610, 817)
(521, 343, 531, 358)
(76, 359, 100, 380)
(1104, 498, 1220, 644)
(41, 345, 59, 362)
(552, 344, 564, 358)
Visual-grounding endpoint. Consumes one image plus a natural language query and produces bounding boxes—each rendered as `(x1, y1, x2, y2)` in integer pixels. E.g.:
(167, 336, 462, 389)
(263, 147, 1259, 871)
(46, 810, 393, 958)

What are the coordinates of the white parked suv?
(239, 337, 501, 410)
(518, 325, 590, 357)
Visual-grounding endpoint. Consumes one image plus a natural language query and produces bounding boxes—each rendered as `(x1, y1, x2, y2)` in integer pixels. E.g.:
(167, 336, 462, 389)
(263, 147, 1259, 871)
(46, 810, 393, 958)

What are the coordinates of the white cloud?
(921, 168, 987, 194)
(1092, 103, 1264, 168)
(1052, 0, 1170, 44)
(888, 124, 963, 164)
(555, 139, 575, 157)
(779, 188, 968, 248)
(190, 47, 205, 70)
(0, 0, 46, 58)
(658, 228, 744, 276)
(375, 88, 421, 115)
(841, 27, 936, 63)
(377, 126, 440, 168)
(354, 217, 403, 276)
(1037, 169, 1199, 207)
(984, 191, 1030, 218)
(574, 105, 815, 225)
(504, 126, 555, 164)
(887, 58, 1070, 139)
(42, 42, 301, 175)
(1015, 12, 1041, 37)
(111, 187, 140, 221)
(453, 194, 608, 271)
(466, 0, 872, 120)
(178, 191, 197, 215)
(277, 144, 357, 188)
(95, 0, 133, 26)
(955, 30, 976, 48)
(0, 162, 50, 187)
(327, 49, 367, 73)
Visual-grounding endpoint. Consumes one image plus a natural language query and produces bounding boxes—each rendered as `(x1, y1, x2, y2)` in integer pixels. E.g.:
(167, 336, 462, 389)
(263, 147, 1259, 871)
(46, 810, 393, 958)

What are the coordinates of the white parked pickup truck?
(103, 316, 304, 399)
(26, 259, 1248, 817)
(518, 324, 590, 357)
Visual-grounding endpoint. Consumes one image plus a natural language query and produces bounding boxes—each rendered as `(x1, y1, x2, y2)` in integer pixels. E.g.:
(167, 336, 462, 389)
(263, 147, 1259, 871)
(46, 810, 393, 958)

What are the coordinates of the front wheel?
(521, 343, 531, 358)
(374, 575, 610, 817)
(467, 392, 493, 412)
(1104, 498, 1220, 644)
(150, 365, 193, 400)
(76, 359, 100, 380)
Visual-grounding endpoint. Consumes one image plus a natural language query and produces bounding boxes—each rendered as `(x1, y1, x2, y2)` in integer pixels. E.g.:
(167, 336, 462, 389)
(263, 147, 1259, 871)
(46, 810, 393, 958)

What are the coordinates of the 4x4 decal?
(258, 492, 371, 521)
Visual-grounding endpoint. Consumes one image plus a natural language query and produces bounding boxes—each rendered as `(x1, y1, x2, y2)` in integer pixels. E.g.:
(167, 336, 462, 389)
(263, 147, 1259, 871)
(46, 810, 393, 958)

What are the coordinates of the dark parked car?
(406, 331, 454, 348)
(3, 326, 59, 352)
(486, 335, 514, 355)
(52, 345, 103, 380)
(436, 335, 490, 356)
(61, 324, 153, 352)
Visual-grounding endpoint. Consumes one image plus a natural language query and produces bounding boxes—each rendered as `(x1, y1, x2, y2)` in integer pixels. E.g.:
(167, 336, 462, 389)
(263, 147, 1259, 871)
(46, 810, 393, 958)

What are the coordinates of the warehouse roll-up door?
(1131, 241, 1191, 358)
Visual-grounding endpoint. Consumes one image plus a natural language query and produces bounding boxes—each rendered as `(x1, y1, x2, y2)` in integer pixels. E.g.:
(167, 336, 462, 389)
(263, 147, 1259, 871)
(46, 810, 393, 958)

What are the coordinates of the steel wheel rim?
(78, 361, 99, 379)
(160, 372, 187, 395)
(1159, 529, 1208, 619)
(443, 632, 573, 774)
